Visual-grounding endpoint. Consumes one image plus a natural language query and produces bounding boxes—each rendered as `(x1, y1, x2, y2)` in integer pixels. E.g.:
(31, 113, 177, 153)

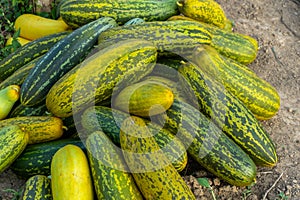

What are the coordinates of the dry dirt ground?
(0, 0, 299, 199)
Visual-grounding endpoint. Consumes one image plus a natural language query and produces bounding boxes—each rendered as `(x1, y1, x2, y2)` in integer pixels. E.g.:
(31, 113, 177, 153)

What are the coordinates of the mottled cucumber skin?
(178, 62, 277, 167)
(11, 138, 85, 179)
(0, 31, 69, 81)
(81, 105, 188, 172)
(86, 131, 143, 200)
(20, 175, 52, 200)
(60, 0, 179, 27)
(46, 39, 157, 118)
(9, 103, 48, 118)
(167, 16, 258, 64)
(154, 99, 257, 186)
(191, 45, 280, 120)
(51, 144, 94, 200)
(177, 0, 227, 28)
(98, 20, 212, 55)
(20, 17, 118, 107)
(0, 125, 29, 173)
(0, 56, 41, 90)
(0, 116, 64, 144)
(120, 116, 196, 200)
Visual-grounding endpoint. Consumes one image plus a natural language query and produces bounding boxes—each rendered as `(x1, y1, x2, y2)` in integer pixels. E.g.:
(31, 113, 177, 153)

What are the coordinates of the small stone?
(194, 188, 204, 196)
(293, 180, 297, 183)
(231, 186, 239, 193)
(213, 178, 221, 186)
(247, 194, 258, 200)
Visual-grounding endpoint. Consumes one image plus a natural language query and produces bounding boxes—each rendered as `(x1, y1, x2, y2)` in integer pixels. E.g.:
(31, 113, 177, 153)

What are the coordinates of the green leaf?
(197, 177, 211, 188)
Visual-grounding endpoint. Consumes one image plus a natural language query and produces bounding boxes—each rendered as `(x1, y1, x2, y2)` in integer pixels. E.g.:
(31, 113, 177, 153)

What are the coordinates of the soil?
(0, 0, 299, 199)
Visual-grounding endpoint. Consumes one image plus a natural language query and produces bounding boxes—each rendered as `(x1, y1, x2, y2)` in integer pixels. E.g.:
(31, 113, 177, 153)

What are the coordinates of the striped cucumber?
(167, 17, 258, 64)
(81, 105, 188, 172)
(9, 103, 48, 118)
(46, 39, 157, 118)
(98, 20, 212, 55)
(60, 0, 179, 28)
(178, 61, 278, 167)
(177, 0, 227, 29)
(120, 116, 196, 199)
(51, 144, 94, 200)
(0, 116, 64, 144)
(0, 31, 69, 81)
(20, 17, 118, 106)
(20, 175, 52, 200)
(11, 138, 85, 178)
(0, 125, 29, 173)
(191, 45, 280, 120)
(86, 131, 143, 200)
(0, 85, 20, 120)
(154, 99, 257, 186)
(0, 56, 41, 90)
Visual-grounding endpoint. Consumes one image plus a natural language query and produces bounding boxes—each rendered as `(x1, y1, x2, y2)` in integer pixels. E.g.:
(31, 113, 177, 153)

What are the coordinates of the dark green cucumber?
(178, 61, 277, 167)
(154, 99, 257, 186)
(120, 116, 196, 199)
(20, 17, 118, 106)
(86, 131, 143, 199)
(46, 39, 157, 118)
(167, 17, 258, 64)
(97, 19, 257, 64)
(0, 32, 69, 81)
(191, 45, 280, 120)
(81, 105, 188, 172)
(60, 0, 179, 28)
(97, 20, 212, 55)
(9, 102, 48, 118)
(20, 175, 52, 200)
(10, 138, 85, 178)
(0, 56, 41, 90)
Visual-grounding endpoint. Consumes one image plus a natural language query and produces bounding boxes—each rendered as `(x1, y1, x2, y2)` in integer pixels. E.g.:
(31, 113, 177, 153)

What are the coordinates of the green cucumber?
(10, 138, 85, 178)
(20, 175, 52, 200)
(20, 17, 118, 106)
(60, 0, 179, 28)
(81, 105, 188, 172)
(178, 61, 277, 167)
(86, 131, 143, 199)
(46, 39, 157, 118)
(154, 99, 257, 186)
(0, 31, 69, 81)
(120, 116, 196, 199)
(191, 45, 280, 120)
(0, 125, 29, 173)
(0, 56, 41, 90)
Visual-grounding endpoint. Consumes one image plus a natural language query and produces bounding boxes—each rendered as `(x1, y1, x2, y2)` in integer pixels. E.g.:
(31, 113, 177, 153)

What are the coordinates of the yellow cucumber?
(177, 0, 227, 28)
(0, 116, 64, 144)
(14, 14, 70, 40)
(51, 144, 94, 200)
(113, 81, 174, 117)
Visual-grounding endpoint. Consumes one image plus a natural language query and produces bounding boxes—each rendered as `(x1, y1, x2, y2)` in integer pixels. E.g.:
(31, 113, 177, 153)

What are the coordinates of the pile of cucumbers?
(0, 0, 280, 199)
